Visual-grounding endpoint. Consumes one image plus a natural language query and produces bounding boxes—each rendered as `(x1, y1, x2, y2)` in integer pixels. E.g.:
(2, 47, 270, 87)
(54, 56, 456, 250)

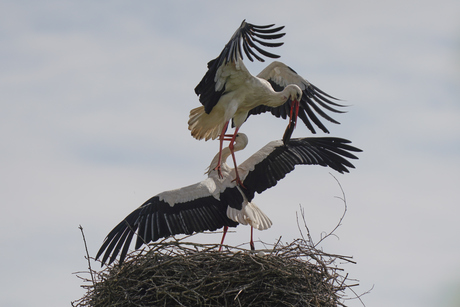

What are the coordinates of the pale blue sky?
(1, 1, 460, 306)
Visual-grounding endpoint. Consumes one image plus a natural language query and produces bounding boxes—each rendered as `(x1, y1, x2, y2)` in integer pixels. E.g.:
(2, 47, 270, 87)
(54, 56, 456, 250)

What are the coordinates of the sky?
(1, 1, 460, 306)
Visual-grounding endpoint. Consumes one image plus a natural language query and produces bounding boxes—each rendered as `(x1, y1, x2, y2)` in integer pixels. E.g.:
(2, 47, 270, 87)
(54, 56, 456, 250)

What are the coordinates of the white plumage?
(226, 196, 272, 231)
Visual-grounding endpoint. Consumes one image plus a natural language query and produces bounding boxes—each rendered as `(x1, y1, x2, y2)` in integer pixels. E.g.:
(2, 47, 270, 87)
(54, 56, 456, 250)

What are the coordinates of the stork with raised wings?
(96, 134, 361, 266)
(189, 20, 345, 184)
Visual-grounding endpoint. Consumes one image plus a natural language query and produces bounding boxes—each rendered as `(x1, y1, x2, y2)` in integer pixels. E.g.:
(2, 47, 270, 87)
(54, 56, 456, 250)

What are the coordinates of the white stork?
(96, 134, 361, 266)
(189, 20, 345, 184)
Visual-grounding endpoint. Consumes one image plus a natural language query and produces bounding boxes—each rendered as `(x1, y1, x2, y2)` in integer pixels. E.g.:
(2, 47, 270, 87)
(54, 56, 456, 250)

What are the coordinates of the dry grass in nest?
(73, 234, 360, 307)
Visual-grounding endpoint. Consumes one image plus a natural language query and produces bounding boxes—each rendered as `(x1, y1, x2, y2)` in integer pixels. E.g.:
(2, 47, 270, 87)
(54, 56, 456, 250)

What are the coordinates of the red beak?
(283, 99, 300, 145)
(289, 99, 300, 128)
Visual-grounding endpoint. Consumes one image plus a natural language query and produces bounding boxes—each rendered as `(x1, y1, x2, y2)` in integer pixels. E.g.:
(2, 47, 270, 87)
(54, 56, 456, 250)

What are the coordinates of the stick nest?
(73, 236, 358, 307)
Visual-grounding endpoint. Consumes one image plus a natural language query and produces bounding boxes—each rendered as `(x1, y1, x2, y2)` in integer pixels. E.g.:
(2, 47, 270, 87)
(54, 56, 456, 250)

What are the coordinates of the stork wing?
(96, 189, 241, 266)
(195, 20, 285, 114)
(249, 61, 346, 134)
(237, 137, 361, 201)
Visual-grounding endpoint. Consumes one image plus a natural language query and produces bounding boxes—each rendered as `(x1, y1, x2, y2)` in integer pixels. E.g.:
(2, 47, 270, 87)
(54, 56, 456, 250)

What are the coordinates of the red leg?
(219, 226, 228, 251)
(250, 226, 255, 250)
(214, 121, 229, 178)
(227, 128, 245, 187)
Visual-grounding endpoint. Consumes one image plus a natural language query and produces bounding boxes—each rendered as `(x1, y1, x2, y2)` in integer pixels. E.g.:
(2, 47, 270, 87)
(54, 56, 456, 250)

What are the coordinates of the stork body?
(189, 20, 345, 182)
(96, 134, 361, 266)
(189, 64, 303, 141)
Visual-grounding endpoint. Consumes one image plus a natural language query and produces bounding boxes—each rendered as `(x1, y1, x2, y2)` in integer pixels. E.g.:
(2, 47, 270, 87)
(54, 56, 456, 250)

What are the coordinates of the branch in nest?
(72, 235, 362, 307)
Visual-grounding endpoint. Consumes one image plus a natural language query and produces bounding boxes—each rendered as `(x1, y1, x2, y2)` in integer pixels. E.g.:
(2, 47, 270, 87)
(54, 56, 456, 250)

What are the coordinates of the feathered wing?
(96, 188, 242, 266)
(237, 137, 362, 201)
(194, 20, 285, 114)
(249, 61, 346, 134)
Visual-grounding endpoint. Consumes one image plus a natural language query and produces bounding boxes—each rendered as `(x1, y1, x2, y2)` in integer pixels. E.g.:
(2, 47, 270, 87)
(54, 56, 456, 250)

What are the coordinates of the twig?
(78, 225, 95, 287)
(314, 173, 348, 248)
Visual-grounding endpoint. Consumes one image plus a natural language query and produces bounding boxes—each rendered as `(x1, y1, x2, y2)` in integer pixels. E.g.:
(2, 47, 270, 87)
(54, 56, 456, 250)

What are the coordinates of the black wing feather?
(241, 137, 361, 201)
(96, 193, 241, 266)
(247, 79, 346, 135)
(195, 20, 285, 114)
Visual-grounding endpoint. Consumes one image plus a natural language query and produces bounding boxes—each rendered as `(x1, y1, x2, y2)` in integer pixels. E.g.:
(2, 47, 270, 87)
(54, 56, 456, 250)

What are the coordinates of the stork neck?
(207, 134, 248, 174)
(208, 147, 232, 173)
(266, 88, 292, 107)
(266, 84, 301, 108)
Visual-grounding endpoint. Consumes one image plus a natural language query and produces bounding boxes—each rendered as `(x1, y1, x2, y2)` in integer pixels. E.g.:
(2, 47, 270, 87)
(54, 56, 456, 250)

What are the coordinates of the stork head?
(233, 133, 249, 152)
(285, 84, 302, 103)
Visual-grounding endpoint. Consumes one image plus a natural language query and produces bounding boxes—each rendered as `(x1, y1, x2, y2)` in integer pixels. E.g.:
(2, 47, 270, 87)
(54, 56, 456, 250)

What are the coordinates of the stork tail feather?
(188, 106, 226, 141)
(226, 202, 272, 230)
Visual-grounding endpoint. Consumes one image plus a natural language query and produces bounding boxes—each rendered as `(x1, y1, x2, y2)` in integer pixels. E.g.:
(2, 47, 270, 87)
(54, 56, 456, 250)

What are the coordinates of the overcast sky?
(1, 1, 460, 306)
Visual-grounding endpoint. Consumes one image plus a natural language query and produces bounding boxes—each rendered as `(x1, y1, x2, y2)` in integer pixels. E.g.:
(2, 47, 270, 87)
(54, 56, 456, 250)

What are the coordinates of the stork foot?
(232, 174, 245, 189)
(214, 165, 223, 179)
